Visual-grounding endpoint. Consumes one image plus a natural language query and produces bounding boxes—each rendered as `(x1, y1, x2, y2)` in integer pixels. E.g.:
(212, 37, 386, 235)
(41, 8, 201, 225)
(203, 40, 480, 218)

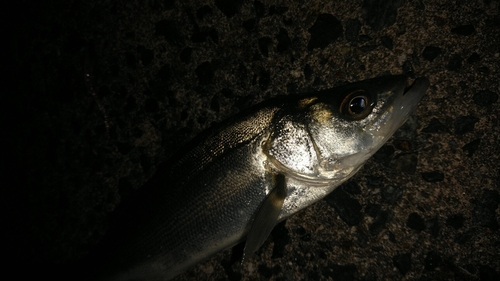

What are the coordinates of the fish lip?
(378, 75, 429, 102)
(398, 77, 430, 118)
(403, 77, 430, 101)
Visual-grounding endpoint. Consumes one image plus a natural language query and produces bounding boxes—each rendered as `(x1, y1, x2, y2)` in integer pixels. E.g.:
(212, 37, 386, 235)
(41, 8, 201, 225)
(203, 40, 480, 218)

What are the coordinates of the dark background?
(3, 0, 499, 280)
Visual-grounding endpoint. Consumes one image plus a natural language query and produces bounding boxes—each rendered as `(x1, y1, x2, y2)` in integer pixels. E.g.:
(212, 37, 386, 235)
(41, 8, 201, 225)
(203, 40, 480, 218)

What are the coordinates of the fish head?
(302, 75, 429, 181)
(267, 75, 429, 184)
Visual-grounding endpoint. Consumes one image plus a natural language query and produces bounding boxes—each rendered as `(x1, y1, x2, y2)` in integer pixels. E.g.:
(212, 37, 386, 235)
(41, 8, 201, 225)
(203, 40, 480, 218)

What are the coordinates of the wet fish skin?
(94, 75, 429, 281)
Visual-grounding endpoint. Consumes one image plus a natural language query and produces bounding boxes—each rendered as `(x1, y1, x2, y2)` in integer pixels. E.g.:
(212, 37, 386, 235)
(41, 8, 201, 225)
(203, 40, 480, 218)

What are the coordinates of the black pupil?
(349, 96, 367, 114)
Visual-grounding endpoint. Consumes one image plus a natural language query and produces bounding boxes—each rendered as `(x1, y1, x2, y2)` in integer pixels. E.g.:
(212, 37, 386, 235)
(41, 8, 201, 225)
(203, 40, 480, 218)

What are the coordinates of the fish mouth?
(369, 76, 429, 139)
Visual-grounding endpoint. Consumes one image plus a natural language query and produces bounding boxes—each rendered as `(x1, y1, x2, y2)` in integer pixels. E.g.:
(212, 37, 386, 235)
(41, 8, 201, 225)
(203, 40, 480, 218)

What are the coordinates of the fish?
(90, 75, 429, 280)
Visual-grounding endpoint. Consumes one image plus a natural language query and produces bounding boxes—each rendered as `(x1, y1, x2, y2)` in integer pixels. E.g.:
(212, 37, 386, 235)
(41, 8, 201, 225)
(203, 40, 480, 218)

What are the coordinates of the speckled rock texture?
(4, 0, 499, 280)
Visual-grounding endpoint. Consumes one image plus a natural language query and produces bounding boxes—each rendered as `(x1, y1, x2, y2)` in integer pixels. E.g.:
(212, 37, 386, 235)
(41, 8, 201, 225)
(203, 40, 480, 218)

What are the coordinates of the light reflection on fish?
(93, 75, 429, 280)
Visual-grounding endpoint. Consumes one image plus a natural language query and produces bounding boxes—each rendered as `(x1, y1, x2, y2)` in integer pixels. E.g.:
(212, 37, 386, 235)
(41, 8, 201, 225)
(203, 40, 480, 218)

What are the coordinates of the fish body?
(94, 75, 429, 280)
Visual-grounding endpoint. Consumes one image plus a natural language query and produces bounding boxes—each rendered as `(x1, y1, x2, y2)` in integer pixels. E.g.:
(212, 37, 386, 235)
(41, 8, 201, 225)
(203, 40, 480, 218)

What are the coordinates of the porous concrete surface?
(4, 0, 499, 280)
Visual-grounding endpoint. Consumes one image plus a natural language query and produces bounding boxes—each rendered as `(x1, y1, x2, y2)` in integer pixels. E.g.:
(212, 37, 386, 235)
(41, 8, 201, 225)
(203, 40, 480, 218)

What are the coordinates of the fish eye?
(348, 96, 367, 114)
(340, 90, 374, 120)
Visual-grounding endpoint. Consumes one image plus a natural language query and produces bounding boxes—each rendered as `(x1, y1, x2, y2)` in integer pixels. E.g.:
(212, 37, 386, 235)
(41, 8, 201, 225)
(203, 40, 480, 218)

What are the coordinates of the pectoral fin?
(242, 173, 287, 263)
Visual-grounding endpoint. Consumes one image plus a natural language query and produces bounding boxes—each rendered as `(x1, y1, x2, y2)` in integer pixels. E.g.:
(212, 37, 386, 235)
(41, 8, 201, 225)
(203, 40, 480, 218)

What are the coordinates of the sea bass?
(93, 75, 429, 280)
